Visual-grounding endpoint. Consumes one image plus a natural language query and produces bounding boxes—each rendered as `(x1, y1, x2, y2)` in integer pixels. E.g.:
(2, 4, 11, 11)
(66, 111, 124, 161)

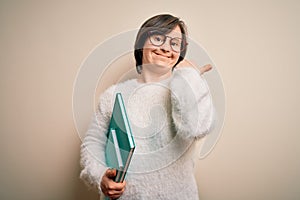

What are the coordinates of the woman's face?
(142, 25, 182, 70)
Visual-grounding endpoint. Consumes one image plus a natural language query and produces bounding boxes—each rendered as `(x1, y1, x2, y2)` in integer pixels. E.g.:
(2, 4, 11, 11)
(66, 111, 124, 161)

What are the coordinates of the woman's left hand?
(199, 64, 212, 75)
(176, 59, 212, 75)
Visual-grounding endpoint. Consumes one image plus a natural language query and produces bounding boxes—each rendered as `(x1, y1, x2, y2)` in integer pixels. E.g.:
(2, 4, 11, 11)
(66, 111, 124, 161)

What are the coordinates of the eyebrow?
(166, 35, 182, 40)
(165, 32, 182, 39)
(149, 30, 182, 40)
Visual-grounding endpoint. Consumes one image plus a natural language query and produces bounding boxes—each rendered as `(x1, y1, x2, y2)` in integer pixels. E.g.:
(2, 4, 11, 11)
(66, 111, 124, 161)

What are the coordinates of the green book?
(105, 93, 135, 183)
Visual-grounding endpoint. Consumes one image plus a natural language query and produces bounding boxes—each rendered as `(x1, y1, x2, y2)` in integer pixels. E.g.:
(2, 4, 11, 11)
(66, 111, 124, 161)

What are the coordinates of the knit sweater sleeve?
(170, 67, 214, 140)
(79, 86, 115, 191)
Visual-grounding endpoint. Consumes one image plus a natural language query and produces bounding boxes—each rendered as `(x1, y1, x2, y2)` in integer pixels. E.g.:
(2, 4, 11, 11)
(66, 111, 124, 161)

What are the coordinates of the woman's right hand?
(100, 169, 126, 199)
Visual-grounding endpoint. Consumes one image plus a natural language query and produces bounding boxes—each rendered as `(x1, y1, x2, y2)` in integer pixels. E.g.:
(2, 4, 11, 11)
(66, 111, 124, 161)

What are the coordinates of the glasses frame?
(147, 30, 188, 53)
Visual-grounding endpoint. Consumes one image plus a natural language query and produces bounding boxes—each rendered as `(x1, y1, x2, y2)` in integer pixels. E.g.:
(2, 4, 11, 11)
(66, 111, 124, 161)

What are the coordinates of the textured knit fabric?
(80, 67, 214, 200)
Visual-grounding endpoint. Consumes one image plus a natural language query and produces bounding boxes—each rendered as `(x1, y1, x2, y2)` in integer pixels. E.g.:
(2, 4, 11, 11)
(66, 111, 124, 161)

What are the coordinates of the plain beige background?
(1, 0, 300, 200)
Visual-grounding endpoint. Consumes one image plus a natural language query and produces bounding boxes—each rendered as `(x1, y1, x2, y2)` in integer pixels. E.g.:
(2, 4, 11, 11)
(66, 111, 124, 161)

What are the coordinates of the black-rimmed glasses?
(148, 30, 187, 53)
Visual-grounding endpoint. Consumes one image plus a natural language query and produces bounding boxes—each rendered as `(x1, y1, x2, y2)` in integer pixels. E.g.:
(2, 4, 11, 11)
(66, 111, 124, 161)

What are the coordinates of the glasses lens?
(170, 38, 182, 52)
(149, 33, 165, 46)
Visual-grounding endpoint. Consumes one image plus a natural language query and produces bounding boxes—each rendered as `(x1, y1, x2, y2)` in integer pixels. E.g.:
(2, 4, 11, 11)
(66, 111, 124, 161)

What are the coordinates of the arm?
(80, 86, 126, 197)
(79, 92, 112, 190)
(170, 67, 215, 139)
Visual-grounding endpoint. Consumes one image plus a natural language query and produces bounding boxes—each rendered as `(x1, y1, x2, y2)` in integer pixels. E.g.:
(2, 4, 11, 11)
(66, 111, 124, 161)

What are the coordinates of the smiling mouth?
(153, 52, 170, 58)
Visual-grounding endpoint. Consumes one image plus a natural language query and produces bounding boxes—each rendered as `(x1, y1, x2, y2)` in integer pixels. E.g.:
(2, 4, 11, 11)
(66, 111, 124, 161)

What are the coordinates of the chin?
(154, 62, 173, 69)
(152, 59, 173, 68)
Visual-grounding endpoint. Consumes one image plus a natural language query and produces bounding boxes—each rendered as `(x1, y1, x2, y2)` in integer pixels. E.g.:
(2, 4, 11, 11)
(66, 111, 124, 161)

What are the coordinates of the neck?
(137, 64, 172, 83)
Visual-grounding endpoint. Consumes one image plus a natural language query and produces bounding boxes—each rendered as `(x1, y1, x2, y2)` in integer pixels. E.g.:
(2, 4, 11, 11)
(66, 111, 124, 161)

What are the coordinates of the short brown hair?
(134, 14, 188, 74)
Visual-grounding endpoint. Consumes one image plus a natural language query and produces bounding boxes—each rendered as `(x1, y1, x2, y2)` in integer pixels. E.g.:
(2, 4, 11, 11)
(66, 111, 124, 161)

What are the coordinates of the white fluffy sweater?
(80, 67, 214, 200)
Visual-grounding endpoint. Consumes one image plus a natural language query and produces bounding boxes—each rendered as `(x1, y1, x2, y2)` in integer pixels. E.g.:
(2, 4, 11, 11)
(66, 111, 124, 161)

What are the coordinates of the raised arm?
(170, 67, 214, 140)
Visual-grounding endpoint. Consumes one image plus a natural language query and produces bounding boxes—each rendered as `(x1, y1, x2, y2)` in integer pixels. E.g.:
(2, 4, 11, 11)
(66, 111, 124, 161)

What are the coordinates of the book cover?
(105, 93, 135, 183)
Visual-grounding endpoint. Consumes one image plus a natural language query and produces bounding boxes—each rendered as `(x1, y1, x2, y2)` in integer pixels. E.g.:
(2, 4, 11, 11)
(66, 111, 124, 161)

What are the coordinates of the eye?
(171, 42, 179, 46)
(152, 35, 164, 42)
(171, 39, 181, 47)
(154, 36, 162, 42)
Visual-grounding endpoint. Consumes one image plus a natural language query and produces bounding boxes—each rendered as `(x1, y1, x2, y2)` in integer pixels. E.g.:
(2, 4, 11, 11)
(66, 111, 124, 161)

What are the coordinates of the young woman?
(80, 14, 214, 200)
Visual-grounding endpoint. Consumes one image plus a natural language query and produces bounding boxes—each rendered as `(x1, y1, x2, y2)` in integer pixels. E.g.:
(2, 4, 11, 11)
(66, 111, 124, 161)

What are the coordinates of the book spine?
(119, 148, 134, 182)
(117, 93, 135, 148)
(111, 129, 123, 168)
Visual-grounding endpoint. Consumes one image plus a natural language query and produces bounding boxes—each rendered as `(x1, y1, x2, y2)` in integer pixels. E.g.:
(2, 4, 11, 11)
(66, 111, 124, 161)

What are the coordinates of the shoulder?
(98, 79, 138, 113)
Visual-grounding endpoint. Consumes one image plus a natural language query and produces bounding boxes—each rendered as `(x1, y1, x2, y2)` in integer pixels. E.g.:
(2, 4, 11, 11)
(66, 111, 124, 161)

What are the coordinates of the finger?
(105, 169, 117, 178)
(200, 64, 212, 74)
(107, 190, 124, 199)
(108, 181, 126, 191)
(107, 189, 124, 196)
(200, 64, 212, 73)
